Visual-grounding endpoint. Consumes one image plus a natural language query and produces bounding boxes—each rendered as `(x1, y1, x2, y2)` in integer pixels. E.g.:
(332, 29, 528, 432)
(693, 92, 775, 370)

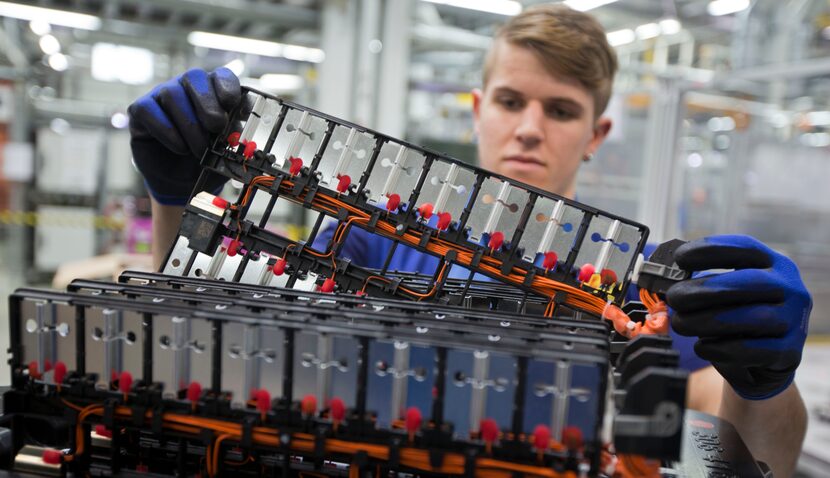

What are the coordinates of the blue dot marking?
(590, 232, 630, 253)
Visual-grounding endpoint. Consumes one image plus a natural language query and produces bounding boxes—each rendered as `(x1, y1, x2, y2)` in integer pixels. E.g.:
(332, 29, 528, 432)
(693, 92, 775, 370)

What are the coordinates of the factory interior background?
(0, 0, 828, 474)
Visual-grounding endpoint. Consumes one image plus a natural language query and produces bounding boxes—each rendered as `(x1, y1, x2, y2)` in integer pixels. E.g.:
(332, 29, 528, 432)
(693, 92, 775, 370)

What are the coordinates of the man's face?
(473, 41, 611, 198)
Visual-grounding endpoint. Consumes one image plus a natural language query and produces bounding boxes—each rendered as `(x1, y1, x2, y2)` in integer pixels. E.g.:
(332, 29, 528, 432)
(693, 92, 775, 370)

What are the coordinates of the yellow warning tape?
(0, 210, 125, 231)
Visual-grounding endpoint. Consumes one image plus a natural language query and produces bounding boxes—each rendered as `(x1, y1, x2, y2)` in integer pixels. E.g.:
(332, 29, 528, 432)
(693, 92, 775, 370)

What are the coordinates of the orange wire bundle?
(229, 175, 612, 318)
(602, 290, 669, 338)
(58, 398, 579, 478)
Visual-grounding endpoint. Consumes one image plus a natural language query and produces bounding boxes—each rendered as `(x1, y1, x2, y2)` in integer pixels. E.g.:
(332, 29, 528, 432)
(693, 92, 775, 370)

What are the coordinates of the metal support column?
(636, 78, 684, 242)
(317, 0, 360, 119)
(376, 0, 413, 138)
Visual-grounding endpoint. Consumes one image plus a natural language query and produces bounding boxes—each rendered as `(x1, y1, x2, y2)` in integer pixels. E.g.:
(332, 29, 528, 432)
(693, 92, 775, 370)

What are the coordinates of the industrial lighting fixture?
(606, 28, 635, 46)
(29, 19, 51, 35)
(658, 18, 682, 35)
(806, 111, 830, 126)
(686, 152, 703, 168)
(49, 118, 70, 135)
(562, 0, 618, 12)
(0, 1, 101, 30)
(608, 19, 681, 47)
(635, 22, 661, 40)
(91, 43, 154, 85)
(419, 0, 522, 16)
(47, 53, 68, 71)
(110, 112, 129, 129)
(38, 34, 60, 55)
(707, 116, 736, 132)
(800, 132, 830, 148)
(223, 59, 246, 77)
(707, 0, 750, 16)
(259, 74, 304, 91)
(187, 31, 325, 63)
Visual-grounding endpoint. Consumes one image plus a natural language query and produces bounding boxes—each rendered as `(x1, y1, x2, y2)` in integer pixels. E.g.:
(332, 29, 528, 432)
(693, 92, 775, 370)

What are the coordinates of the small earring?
(583, 153, 594, 162)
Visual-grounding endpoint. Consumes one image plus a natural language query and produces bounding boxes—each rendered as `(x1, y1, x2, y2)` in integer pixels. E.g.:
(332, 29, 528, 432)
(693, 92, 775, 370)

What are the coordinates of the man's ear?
(587, 116, 612, 155)
(471, 88, 483, 136)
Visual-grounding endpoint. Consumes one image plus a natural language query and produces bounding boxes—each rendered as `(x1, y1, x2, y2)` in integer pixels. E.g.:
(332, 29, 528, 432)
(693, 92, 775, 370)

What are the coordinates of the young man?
(129, 5, 809, 476)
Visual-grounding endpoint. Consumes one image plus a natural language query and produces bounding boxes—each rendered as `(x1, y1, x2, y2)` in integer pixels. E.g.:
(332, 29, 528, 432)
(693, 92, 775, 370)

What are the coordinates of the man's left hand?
(666, 234, 812, 400)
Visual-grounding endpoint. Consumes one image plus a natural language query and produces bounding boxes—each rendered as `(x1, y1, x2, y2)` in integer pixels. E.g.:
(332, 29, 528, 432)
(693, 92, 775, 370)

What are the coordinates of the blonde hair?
(483, 4, 618, 118)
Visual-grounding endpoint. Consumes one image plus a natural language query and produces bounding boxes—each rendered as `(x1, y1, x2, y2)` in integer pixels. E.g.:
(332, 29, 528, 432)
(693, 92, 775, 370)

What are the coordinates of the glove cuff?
(730, 369, 795, 401)
(144, 180, 188, 206)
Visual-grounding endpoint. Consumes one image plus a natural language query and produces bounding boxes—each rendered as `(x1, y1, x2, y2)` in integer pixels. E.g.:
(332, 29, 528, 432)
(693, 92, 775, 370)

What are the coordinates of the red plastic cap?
(480, 418, 499, 443)
(227, 132, 241, 147)
(488, 231, 504, 251)
(578, 263, 595, 282)
(418, 203, 434, 220)
(243, 141, 257, 159)
(53, 361, 67, 384)
(41, 449, 62, 465)
(532, 424, 551, 450)
(187, 381, 202, 403)
(212, 196, 230, 209)
(405, 407, 422, 433)
(336, 175, 351, 193)
(43, 359, 52, 372)
(600, 268, 618, 286)
(272, 258, 287, 276)
(28, 361, 38, 378)
(386, 194, 401, 212)
(436, 212, 452, 231)
(301, 394, 317, 416)
(289, 157, 303, 176)
(227, 239, 241, 257)
(561, 426, 584, 451)
(119, 371, 133, 394)
(321, 278, 336, 293)
(255, 389, 271, 414)
(94, 424, 113, 438)
(542, 251, 558, 271)
(329, 397, 346, 422)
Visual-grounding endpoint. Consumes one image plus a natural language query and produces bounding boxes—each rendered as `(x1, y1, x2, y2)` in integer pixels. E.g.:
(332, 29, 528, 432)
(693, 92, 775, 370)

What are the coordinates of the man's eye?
(498, 97, 522, 110)
(547, 107, 576, 120)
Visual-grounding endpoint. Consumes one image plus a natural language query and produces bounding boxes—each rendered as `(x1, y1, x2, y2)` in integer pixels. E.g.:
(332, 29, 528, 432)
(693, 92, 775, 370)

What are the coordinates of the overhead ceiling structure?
(416, 0, 737, 45)
(5, 0, 816, 68)
(25, 0, 320, 39)
(0, 0, 827, 107)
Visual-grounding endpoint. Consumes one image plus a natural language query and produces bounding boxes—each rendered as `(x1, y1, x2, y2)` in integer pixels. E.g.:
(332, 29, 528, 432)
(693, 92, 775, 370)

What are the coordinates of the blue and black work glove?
(666, 235, 812, 400)
(128, 67, 241, 205)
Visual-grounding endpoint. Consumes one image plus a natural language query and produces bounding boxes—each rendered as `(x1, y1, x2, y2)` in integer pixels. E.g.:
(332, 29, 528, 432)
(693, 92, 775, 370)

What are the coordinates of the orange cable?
(227, 175, 619, 319)
(58, 398, 583, 478)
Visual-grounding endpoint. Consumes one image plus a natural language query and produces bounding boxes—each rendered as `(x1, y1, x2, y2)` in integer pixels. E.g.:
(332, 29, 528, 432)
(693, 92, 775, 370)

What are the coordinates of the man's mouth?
(503, 155, 545, 167)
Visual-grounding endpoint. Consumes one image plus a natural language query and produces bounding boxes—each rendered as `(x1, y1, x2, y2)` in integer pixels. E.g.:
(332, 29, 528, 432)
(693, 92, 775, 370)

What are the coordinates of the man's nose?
(514, 101, 544, 148)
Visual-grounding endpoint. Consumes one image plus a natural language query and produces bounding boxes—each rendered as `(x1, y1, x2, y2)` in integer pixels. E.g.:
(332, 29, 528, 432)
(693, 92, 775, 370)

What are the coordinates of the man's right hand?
(128, 67, 241, 206)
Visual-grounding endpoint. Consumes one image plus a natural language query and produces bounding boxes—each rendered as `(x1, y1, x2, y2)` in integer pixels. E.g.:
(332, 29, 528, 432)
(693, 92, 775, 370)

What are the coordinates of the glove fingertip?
(180, 68, 213, 96)
(213, 66, 235, 79)
(675, 239, 772, 272)
(210, 68, 242, 111)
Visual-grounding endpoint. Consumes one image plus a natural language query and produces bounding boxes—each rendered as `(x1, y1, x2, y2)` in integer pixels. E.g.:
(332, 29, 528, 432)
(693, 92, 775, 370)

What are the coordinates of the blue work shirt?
(312, 222, 709, 373)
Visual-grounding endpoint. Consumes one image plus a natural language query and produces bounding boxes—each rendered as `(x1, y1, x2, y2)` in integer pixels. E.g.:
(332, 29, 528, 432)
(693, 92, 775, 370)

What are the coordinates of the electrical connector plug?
(632, 239, 691, 297)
